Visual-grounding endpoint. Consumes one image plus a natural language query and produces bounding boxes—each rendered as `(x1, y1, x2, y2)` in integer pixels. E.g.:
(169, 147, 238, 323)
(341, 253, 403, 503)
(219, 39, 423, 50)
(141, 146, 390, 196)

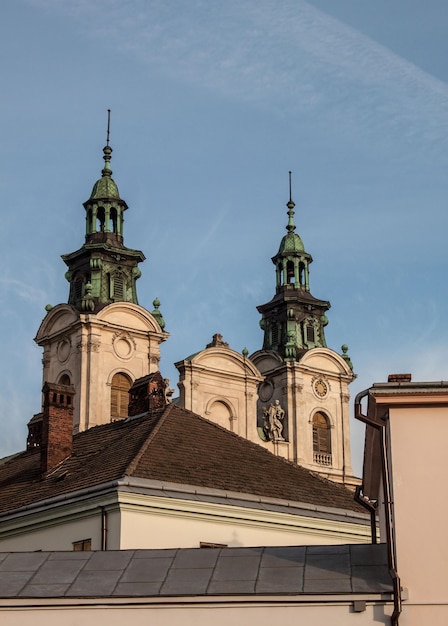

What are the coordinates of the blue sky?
(1, 0, 447, 475)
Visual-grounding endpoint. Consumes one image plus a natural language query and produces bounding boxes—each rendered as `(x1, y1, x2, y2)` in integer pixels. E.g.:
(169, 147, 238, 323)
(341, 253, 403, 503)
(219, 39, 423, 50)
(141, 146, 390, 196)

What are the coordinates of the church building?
(0, 128, 366, 552)
(177, 174, 358, 487)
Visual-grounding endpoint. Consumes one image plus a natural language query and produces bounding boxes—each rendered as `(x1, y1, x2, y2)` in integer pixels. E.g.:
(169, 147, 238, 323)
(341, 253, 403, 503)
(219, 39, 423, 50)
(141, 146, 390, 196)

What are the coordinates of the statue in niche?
(262, 399, 285, 442)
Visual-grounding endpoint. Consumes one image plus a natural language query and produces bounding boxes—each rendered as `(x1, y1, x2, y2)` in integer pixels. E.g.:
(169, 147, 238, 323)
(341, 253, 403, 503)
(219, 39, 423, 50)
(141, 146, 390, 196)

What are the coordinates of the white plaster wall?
(0, 599, 394, 626)
(0, 516, 101, 552)
(0, 505, 122, 552)
(118, 498, 371, 549)
(35, 303, 167, 432)
(176, 347, 263, 441)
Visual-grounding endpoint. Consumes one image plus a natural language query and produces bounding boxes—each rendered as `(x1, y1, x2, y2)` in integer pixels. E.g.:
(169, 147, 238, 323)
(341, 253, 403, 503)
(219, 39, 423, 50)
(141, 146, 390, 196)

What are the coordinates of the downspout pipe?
(101, 506, 108, 551)
(354, 485, 377, 545)
(354, 389, 401, 626)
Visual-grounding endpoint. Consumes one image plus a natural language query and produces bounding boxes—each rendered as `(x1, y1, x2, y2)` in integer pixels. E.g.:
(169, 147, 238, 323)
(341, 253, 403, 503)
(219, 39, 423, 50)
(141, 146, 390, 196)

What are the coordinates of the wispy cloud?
(26, 0, 448, 150)
(0, 276, 47, 306)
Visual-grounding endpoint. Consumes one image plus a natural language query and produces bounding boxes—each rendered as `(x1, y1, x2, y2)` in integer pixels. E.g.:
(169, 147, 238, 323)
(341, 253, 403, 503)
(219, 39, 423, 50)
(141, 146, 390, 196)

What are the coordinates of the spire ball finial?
(286, 170, 296, 232)
(102, 109, 113, 177)
(106, 109, 111, 147)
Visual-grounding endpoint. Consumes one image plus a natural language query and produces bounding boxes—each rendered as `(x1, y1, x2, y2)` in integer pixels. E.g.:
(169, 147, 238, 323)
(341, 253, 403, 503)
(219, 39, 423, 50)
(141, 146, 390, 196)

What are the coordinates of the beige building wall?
(34, 302, 168, 431)
(0, 598, 394, 626)
(118, 493, 370, 549)
(368, 385, 448, 625)
(0, 496, 121, 552)
(177, 343, 358, 488)
(0, 485, 370, 552)
(251, 348, 358, 487)
(176, 342, 263, 440)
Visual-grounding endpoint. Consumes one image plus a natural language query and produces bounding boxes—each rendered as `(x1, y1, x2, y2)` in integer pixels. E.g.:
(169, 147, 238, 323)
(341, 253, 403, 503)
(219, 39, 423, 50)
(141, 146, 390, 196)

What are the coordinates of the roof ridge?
(124, 404, 175, 476)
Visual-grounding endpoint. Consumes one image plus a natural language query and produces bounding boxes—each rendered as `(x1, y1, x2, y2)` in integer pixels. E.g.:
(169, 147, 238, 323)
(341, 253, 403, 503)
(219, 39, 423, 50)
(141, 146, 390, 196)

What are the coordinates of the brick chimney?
(128, 371, 170, 417)
(388, 373, 412, 383)
(41, 382, 75, 474)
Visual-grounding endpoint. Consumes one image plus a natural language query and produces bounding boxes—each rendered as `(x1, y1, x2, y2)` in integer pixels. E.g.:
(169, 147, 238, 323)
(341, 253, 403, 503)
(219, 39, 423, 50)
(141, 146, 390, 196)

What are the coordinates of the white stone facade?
(35, 302, 168, 431)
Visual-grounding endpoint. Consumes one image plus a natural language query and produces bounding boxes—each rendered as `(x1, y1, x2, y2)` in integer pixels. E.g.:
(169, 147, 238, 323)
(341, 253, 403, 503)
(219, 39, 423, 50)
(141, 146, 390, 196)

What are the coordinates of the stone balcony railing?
(313, 452, 332, 466)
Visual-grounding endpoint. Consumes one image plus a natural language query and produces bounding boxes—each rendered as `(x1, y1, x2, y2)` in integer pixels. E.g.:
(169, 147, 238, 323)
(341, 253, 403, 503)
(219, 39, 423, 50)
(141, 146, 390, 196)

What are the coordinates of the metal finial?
(286, 170, 296, 232)
(106, 109, 111, 147)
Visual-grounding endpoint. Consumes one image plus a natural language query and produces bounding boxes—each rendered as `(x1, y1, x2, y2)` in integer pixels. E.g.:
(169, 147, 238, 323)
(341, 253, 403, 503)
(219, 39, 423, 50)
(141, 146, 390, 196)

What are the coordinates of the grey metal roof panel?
(0, 544, 392, 599)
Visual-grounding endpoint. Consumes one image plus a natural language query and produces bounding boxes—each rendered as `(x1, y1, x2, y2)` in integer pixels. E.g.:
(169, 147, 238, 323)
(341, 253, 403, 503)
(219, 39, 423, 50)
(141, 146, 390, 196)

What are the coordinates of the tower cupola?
(84, 140, 127, 246)
(257, 173, 330, 360)
(61, 112, 145, 312)
(272, 174, 312, 293)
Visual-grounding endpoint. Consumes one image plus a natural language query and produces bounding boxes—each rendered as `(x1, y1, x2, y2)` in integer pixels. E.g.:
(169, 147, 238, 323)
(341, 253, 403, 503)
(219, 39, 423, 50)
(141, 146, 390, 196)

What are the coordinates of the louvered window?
(113, 274, 124, 300)
(111, 373, 131, 420)
(271, 324, 279, 346)
(306, 325, 315, 343)
(74, 277, 83, 301)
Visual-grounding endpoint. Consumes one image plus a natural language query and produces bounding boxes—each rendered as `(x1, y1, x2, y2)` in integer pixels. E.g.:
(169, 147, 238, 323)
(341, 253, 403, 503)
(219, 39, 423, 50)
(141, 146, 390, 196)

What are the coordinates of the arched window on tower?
(299, 261, 305, 287)
(286, 260, 295, 284)
(111, 373, 132, 421)
(110, 207, 118, 234)
(87, 208, 93, 234)
(96, 206, 105, 232)
(312, 412, 332, 466)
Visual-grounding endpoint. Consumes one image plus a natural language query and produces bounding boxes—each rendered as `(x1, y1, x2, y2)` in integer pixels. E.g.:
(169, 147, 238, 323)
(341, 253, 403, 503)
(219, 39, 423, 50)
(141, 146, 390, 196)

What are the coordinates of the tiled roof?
(0, 544, 392, 598)
(0, 405, 363, 515)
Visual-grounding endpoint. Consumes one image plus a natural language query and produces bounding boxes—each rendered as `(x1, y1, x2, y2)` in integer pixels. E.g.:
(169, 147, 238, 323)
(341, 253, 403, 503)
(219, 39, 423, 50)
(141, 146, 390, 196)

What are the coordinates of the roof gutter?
(0, 480, 121, 522)
(354, 388, 401, 626)
(0, 474, 369, 527)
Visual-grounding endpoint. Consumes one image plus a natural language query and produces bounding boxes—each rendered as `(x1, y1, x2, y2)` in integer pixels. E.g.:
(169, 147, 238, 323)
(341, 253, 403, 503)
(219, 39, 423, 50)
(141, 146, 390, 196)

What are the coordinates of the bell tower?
(62, 111, 145, 312)
(35, 114, 168, 432)
(251, 174, 358, 487)
(257, 172, 330, 361)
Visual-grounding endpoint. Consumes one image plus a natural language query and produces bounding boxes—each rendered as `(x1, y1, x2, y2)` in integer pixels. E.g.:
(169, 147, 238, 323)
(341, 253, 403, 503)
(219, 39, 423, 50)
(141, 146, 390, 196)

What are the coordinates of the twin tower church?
(33, 131, 358, 488)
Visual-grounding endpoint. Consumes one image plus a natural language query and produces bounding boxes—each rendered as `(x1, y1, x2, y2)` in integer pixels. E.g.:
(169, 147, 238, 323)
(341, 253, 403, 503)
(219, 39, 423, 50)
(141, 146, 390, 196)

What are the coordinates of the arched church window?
(111, 373, 132, 421)
(313, 412, 332, 466)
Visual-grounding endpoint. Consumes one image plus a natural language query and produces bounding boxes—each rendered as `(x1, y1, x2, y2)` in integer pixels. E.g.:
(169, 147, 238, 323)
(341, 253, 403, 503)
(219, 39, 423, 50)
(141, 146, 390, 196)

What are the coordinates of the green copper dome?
(90, 175, 120, 200)
(277, 231, 305, 254)
(276, 196, 305, 253)
(89, 145, 121, 200)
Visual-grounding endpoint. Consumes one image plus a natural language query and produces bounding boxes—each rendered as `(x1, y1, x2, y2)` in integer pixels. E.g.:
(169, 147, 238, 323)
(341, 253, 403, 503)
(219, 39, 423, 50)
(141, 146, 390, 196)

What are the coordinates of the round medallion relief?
(313, 378, 328, 398)
(113, 334, 135, 360)
(57, 338, 71, 363)
(259, 380, 274, 402)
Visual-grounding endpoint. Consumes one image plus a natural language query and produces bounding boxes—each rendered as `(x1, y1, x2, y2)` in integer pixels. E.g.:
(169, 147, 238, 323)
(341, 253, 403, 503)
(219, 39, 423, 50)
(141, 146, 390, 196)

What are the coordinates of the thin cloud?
(0, 276, 47, 306)
(26, 0, 448, 149)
